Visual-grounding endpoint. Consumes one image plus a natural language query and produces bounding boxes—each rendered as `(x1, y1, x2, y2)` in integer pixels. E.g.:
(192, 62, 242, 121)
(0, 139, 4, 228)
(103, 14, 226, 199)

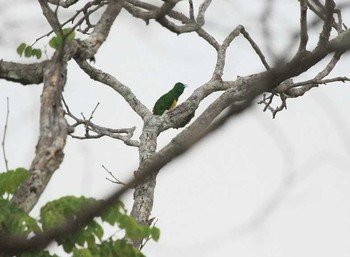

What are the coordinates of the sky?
(1, 0, 350, 257)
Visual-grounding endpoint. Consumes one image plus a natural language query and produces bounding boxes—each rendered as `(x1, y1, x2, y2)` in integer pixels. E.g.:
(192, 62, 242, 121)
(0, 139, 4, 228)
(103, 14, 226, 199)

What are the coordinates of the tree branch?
(317, 0, 335, 47)
(0, 60, 48, 85)
(299, 0, 309, 51)
(75, 0, 123, 60)
(64, 103, 140, 147)
(38, 0, 62, 34)
(75, 59, 151, 119)
(63, 100, 139, 146)
(10, 52, 68, 213)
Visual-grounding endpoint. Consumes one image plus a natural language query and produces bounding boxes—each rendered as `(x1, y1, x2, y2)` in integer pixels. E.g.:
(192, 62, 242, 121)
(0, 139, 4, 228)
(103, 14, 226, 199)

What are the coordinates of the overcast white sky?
(1, 0, 350, 256)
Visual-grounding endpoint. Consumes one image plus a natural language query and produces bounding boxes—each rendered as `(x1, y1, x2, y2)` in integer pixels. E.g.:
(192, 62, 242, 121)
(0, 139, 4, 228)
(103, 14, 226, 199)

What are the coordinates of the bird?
(152, 82, 186, 115)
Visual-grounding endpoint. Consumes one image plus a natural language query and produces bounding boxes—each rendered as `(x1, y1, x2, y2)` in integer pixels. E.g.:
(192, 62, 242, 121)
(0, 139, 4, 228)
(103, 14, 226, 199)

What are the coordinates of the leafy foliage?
(0, 199, 41, 236)
(40, 196, 103, 253)
(0, 169, 159, 257)
(0, 167, 29, 197)
(72, 239, 145, 257)
(16, 43, 42, 59)
(49, 28, 76, 50)
(40, 196, 159, 254)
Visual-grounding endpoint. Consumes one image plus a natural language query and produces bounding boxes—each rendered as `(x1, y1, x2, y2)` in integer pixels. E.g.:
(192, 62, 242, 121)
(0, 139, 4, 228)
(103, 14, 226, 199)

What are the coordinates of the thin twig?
(240, 27, 270, 70)
(2, 97, 10, 171)
(62, 97, 139, 147)
(102, 165, 127, 185)
(88, 102, 100, 120)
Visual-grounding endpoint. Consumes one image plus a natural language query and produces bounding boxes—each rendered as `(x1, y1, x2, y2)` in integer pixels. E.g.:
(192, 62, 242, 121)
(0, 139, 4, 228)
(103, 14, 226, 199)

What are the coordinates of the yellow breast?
(169, 100, 177, 111)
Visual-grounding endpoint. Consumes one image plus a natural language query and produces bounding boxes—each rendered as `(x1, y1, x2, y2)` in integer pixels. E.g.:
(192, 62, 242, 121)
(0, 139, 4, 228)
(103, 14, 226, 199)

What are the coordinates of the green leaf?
(0, 199, 41, 236)
(16, 43, 27, 57)
(0, 168, 29, 197)
(31, 48, 42, 59)
(36, 49, 42, 59)
(24, 46, 32, 58)
(16, 43, 43, 59)
(73, 248, 94, 257)
(101, 206, 120, 225)
(151, 227, 160, 241)
(91, 221, 104, 240)
(62, 239, 74, 253)
(39, 196, 159, 255)
(49, 36, 61, 49)
(86, 234, 96, 248)
(49, 27, 76, 50)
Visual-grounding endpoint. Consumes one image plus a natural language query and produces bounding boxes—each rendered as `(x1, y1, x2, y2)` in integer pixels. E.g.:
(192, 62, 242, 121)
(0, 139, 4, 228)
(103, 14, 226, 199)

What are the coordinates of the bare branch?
(317, 0, 335, 47)
(299, 0, 309, 51)
(213, 25, 270, 78)
(259, 92, 287, 119)
(0, 60, 49, 85)
(314, 51, 342, 80)
(262, 73, 350, 118)
(75, 59, 150, 119)
(301, 76, 350, 85)
(155, 0, 181, 20)
(2, 97, 10, 171)
(66, 0, 107, 35)
(75, 0, 123, 60)
(102, 165, 127, 186)
(11, 53, 68, 213)
(306, 0, 341, 32)
(63, 98, 139, 147)
(213, 25, 243, 78)
(38, 0, 62, 34)
(240, 27, 270, 70)
(123, 0, 218, 45)
(196, 0, 212, 26)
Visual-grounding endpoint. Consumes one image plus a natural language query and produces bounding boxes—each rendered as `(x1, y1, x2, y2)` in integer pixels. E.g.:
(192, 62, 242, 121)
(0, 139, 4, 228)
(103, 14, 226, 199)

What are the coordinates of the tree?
(1, 0, 350, 256)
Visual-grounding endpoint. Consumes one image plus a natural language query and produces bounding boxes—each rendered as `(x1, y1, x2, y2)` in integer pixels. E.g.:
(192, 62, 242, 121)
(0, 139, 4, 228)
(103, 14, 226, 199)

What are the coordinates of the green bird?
(152, 82, 186, 115)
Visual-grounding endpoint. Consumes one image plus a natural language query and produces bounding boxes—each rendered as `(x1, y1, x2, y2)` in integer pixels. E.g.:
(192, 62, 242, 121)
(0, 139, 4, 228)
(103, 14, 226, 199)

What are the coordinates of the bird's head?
(173, 82, 186, 94)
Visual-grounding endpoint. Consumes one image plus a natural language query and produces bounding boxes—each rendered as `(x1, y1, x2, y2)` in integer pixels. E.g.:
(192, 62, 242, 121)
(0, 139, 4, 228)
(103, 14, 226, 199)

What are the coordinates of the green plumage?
(153, 82, 186, 115)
